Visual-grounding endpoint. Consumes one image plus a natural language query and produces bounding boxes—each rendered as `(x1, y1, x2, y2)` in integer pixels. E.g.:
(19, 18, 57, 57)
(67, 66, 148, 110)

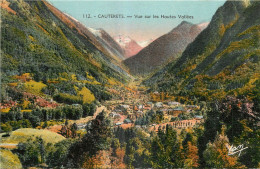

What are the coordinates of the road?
(93, 105, 107, 119)
(72, 105, 107, 125)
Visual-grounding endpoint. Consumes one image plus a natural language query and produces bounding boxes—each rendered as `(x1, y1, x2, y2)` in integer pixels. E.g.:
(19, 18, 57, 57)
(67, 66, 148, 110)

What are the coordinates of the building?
(153, 91, 159, 95)
(168, 101, 180, 106)
(115, 122, 123, 126)
(168, 107, 185, 115)
(121, 105, 130, 109)
(138, 105, 144, 110)
(147, 102, 154, 108)
(137, 110, 143, 114)
(195, 115, 203, 119)
(109, 112, 121, 119)
(155, 102, 163, 108)
(186, 105, 199, 110)
(135, 125, 141, 128)
(124, 118, 132, 124)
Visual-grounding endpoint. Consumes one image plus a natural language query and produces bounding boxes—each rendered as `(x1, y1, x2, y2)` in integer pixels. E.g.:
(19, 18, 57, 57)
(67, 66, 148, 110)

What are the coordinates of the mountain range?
(1, 0, 258, 103)
(123, 21, 209, 75)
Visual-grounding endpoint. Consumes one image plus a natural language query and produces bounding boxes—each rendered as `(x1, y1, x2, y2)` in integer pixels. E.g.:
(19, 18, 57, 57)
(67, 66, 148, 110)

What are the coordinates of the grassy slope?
(0, 128, 65, 144)
(0, 128, 64, 169)
(0, 149, 22, 169)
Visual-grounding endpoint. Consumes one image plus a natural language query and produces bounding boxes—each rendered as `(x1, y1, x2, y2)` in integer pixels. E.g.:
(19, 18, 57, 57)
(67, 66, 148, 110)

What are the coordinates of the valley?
(0, 72, 207, 168)
(0, 0, 259, 168)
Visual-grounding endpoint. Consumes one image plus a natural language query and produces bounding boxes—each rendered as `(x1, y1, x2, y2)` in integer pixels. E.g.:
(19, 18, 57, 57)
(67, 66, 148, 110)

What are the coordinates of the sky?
(48, 0, 225, 41)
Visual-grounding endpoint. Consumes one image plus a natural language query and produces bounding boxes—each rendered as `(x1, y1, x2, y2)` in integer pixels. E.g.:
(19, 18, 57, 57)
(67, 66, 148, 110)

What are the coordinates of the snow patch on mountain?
(113, 35, 143, 58)
(114, 35, 132, 47)
(137, 39, 154, 48)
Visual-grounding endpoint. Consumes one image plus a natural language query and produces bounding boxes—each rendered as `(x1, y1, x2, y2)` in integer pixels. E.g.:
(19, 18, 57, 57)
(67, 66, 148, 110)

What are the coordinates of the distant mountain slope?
(60, 12, 125, 61)
(145, 0, 260, 101)
(114, 35, 143, 58)
(123, 21, 208, 75)
(1, 0, 129, 84)
(42, 1, 128, 72)
(88, 28, 125, 61)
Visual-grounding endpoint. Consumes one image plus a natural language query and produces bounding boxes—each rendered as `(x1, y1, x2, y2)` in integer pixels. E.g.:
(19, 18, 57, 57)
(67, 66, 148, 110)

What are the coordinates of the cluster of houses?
(107, 97, 202, 128)
(104, 86, 203, 131)
(152, 101, 200, 117)
(108, 103, 153, 123)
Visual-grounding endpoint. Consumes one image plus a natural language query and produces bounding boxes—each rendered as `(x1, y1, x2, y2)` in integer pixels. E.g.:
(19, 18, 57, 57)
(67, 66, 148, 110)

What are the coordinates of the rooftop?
(173, 107, 185, 111)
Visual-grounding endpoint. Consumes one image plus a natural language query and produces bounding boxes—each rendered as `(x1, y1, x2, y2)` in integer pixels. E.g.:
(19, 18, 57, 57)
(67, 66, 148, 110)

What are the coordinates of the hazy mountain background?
(114, 35, 143, 59)
(123, 21, 208, 75)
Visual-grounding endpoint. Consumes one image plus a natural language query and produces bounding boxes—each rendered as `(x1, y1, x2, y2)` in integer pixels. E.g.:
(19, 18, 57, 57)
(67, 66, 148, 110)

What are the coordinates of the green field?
(0, 149, 22, 169)
(0, 128, 65, 144)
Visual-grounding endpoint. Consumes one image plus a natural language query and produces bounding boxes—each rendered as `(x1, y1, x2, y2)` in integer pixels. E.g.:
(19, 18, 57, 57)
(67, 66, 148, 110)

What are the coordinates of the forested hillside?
(145, 0, 259, 102)
(1, 0, 129, 84)
(0, 0, 129, 135)
(142, 2, 260, 168)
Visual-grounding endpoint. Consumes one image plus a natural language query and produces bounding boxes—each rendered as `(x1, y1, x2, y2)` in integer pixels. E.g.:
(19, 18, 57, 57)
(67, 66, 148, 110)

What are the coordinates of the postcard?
(0, 0, 259, 168)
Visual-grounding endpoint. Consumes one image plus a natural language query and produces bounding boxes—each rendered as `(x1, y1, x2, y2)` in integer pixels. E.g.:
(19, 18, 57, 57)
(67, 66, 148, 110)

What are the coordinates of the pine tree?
(66, 110, 112, 167)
